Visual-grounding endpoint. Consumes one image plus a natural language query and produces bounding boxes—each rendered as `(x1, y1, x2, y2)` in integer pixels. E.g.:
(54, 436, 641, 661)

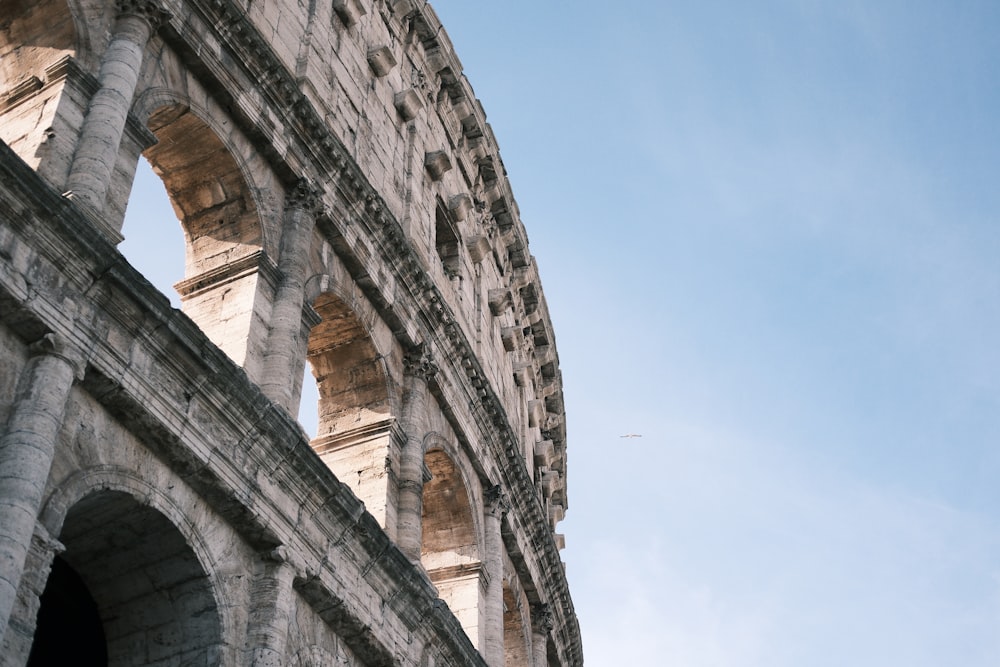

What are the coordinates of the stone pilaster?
(482, 485, 510, 667)
(65, 0, 169, 221)
(395, 346, 436, 560)
(0, 525, 65, 665)
(246, 547, 296, 667)
(0, 334, 82, 644)
(259, 179, 321, 412)
(530, 603, 554, 667)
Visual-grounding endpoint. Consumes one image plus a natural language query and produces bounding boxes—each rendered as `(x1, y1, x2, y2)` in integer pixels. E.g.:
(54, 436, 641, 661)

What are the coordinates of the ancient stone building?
(0, 0, 581, 664)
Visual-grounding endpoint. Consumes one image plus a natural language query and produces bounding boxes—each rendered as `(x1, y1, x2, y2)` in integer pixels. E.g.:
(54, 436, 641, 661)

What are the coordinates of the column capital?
(531, 602, 554, 634)
(29, 333, 86, 380)
(114, 0, 172, 29)
(285, 178, 322, 214)
(484, 484, 510, 518)
(403, 345, 437, 381)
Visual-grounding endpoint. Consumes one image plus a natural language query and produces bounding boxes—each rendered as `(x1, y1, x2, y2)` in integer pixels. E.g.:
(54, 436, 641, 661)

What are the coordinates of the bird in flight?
(619, 433, 643, 438)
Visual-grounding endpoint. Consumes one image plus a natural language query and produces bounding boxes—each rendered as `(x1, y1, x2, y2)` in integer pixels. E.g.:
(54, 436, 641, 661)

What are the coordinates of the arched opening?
(120, 157, 183, 307)
(307, 291, 395, 527)
(0, 0, 80, 183)
(30, 490, 222, 665)
(421, 448, 485, 647)
(27, 557, 107, 666)
(120, 102, 269, 369)
(503, 584, 531, 667)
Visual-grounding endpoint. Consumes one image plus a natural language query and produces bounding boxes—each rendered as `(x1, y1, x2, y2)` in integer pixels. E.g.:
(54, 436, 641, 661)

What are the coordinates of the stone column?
(259, 180, 321, 412)
(65, 0, 169, 213)
(395, 347, 436, 560)
(482, 485, 510, 667)
(530, 603, 553, 667)
(0, 526, 64, 665)
(0, 334, 82, 644)
(246, 548, 296, 667)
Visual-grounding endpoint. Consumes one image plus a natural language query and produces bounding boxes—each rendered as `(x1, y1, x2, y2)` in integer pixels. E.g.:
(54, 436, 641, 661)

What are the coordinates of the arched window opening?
(120, 102, 268, 369)
(120, 156, 183, 307)
(421, 448, 484, 647)
(32, 490, 221, 665)
(435, 202, 461, 279)
(307, 291, 394, 528)
(503, 584, 531, 667)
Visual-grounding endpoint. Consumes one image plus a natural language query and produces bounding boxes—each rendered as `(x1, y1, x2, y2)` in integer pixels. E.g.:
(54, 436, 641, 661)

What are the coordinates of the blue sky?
(123, 2, 1000, 665)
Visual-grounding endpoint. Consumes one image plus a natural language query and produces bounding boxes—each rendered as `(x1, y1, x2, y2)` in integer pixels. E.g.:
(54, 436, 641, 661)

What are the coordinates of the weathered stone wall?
(0, 0, 580, 664)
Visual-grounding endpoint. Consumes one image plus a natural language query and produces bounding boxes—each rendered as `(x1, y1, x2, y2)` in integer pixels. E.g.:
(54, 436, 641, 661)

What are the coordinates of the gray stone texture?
(0, 0, 580, 665)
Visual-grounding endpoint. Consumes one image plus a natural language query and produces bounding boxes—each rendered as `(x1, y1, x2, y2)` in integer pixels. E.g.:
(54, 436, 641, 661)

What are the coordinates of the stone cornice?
(148, 2, 579, 662)
(0, 143, 487, 667)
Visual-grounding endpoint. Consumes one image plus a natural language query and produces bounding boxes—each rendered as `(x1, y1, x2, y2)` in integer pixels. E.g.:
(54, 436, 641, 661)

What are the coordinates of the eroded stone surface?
(0, 0, 580, 665)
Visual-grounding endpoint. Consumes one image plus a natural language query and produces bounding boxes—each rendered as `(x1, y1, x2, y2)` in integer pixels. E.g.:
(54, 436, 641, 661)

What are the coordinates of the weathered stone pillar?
(65, 0, 169, 213)
(246, 548, 296, 667)
(259, 180, 321, 412)
(482, 485, 510, 667)
(530, 603, 553, 667)
(395, 347, 436, 560)
(0, 526, 64, 665)
(0, 334, 81, 644)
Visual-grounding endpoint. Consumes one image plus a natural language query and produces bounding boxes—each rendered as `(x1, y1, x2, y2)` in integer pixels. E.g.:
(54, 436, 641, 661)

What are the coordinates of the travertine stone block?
(367, 46, 397, 77)
(393, 88, 425, 121)
(424, 150, 452, 181)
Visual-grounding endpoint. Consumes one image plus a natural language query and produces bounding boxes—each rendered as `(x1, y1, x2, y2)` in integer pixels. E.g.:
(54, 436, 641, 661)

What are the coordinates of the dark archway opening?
(27, 556, 108, 666)
(29, 490, 222, 666)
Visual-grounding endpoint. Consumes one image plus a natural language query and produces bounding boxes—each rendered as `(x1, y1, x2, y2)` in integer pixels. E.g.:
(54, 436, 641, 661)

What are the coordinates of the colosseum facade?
(0, 0, 581, 664)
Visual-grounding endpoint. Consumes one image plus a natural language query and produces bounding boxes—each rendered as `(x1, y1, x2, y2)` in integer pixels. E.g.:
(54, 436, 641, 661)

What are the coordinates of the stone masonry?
(0, 0, 581, 665)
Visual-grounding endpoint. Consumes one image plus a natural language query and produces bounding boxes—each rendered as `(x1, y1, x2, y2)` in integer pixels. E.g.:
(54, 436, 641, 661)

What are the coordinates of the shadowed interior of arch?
(421, 448, 484, 645)
(30, 490, 221, 665)
(307, 292, 391, 437)
(120, 102, 265, 368)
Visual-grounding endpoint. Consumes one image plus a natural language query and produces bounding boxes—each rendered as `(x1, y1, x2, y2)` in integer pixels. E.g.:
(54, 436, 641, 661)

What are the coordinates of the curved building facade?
(0, 0, 581, 664)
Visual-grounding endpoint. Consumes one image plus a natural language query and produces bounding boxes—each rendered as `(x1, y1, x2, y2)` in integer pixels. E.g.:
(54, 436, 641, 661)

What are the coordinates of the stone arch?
(421, 442, 486, 648)
(307, 290, 391, 436)
(122, 91, 273, 370)
(306, 287, 398, 529)
(33, 485, 223, 665)
(502, 583, 532, 667)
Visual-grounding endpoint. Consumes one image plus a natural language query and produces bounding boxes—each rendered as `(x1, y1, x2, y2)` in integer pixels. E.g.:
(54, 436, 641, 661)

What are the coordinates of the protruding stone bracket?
(448, 193, 472, 221)
(487, 289, 511, 316)
(533, 439, 554, 468)
(424, 150, 452, 181)
(501, 327, 522, 353)
(465, 235, 490, 264)
(333, 0, 367, 27)
(548, 503, 565, 526)
(394, 88, 424, 121)
(391, 0, 419, 18)
(527, 399, 544, 428)
(539, 469, 560, 497)
(368, 46, 397, 77)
